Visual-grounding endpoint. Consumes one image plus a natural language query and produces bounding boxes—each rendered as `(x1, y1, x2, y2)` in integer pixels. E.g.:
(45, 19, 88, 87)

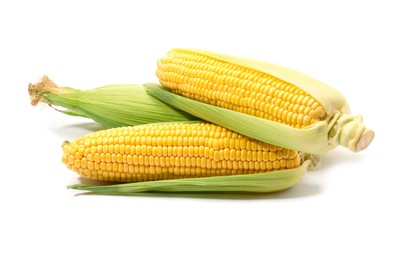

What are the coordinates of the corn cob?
(62, 122, 302, 183)
(28, 76, 197, 128)
(148, 48, 374, 154)
(157, 50, 326, 129)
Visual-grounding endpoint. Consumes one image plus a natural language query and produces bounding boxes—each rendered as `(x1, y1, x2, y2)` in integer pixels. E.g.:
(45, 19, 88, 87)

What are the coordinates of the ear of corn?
(28, 76, 198, 128)
(152, 48, 374, 153)
(62, 122, 307, 193)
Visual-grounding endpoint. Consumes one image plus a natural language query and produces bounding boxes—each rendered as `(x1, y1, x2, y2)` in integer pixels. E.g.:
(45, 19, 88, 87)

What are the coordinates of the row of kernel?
(74, 147, 292, 164)
(68, 155, 297, 173)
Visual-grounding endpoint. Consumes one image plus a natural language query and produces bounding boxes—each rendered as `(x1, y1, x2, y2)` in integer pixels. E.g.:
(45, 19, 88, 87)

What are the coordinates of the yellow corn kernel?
(62, 123, 300, 182)
(156, 49, 326, 128)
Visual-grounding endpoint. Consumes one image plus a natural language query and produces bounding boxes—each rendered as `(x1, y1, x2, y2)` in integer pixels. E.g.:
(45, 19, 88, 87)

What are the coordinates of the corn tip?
(356, 129, 375, 152)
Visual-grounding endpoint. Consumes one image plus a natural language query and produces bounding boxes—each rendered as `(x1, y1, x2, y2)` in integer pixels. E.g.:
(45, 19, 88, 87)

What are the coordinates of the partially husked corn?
(156, 49, 326, 128)
(62, 122, 300, 182)
(152, 49, 374, 153)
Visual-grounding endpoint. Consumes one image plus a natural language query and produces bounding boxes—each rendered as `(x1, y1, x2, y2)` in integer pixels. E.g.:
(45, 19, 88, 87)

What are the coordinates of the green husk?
(28, 76, 198, 128)
(145, 83, 374, 154)
(145, 83, 330, 154)
(68, 161, 310, 194)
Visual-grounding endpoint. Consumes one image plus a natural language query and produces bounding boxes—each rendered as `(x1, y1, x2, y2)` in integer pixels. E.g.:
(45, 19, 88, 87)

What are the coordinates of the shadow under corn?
(50, 121, 106, 139)
(318, 148, 364, 170)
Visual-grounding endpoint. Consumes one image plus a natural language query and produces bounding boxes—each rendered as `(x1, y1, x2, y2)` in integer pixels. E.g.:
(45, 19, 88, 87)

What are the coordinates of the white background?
(1, 0, 394, 259)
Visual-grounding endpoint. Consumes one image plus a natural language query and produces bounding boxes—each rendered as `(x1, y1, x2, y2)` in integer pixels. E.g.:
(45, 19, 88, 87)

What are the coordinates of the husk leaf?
(145, 83, 330, 154)
(145, 83, 374, 153)
(68, 161, 310, 194)
(29, 77, 198, 128)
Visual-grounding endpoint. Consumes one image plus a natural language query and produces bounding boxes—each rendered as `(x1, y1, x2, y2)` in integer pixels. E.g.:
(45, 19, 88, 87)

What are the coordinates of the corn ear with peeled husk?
(148, 48, 375, 154)
(64, 121, 311, 193)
